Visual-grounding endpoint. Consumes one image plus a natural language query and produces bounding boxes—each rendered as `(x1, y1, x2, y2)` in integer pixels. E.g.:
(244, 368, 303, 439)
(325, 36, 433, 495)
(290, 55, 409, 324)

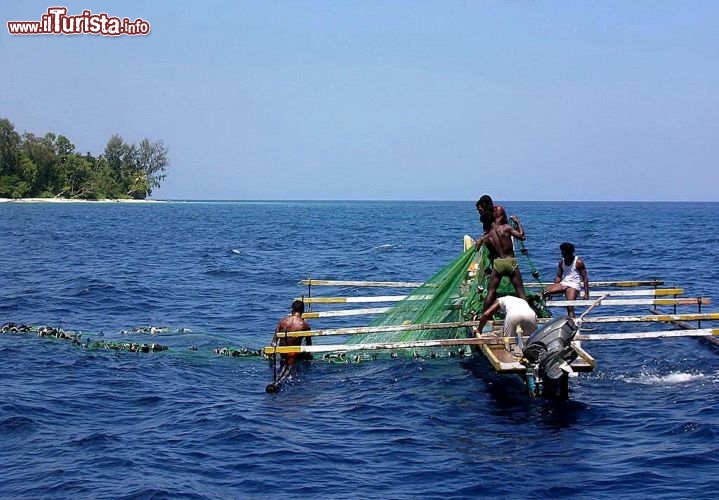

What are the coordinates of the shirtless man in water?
(475, 205, 527, 312)
(274, 300, 312, 366)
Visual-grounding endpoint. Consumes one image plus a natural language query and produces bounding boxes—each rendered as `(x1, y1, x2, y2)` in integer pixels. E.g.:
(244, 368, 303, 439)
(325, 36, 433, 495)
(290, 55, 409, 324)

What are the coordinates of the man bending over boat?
(273, 300, 312, 366)
(542, 242, 590, 318)
(474, 295, 537, 352)
(475, 205, 527, 311)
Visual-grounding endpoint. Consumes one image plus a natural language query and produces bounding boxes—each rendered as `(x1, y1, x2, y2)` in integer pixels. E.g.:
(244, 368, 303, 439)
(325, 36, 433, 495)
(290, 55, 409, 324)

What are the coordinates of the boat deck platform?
(478, 342, 596, 375)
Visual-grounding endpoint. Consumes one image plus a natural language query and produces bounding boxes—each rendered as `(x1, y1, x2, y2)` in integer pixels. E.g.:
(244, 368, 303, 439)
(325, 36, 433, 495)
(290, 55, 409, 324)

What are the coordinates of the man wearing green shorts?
(475, 203, 527, 313)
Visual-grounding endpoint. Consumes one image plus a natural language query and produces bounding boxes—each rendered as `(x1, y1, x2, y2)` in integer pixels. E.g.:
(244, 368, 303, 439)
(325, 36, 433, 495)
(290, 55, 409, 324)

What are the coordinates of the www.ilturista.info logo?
(7, 7, 150, 36)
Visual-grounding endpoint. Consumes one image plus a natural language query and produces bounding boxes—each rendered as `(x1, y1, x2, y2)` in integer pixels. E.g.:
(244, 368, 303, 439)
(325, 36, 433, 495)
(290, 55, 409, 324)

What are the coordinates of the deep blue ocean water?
(1, 200, 719, 499)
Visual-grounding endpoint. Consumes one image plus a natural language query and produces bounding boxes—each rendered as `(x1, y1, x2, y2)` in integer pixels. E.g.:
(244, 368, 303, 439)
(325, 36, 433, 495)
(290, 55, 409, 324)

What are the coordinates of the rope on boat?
(513, 221, 544, 293)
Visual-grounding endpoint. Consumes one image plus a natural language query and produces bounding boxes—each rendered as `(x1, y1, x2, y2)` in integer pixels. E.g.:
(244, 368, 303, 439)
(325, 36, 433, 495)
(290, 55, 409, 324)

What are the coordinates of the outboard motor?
(522, 317, 578, 380)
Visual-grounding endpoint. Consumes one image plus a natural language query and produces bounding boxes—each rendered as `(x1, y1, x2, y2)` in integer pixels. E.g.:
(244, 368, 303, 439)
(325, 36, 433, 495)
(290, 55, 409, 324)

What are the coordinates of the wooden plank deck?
(479, 342, 595, 375)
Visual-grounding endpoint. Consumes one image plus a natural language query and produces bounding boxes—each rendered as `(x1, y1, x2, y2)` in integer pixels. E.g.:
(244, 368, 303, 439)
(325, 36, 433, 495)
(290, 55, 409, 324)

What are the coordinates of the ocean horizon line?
(3, 197, 717, 204)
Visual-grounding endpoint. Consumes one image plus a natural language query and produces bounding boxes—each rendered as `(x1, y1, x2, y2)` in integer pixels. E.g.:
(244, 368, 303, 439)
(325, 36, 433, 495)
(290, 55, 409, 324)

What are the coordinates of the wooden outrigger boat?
(264, 236, 719, 398)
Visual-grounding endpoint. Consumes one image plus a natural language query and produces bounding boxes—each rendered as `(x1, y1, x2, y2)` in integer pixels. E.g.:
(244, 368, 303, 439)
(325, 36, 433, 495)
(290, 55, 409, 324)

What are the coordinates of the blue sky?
(2, 1, 717, 201)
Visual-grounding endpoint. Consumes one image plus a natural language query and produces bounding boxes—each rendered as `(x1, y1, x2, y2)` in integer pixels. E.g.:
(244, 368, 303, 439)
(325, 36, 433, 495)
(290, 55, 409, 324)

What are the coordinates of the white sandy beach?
(0, 197, 164, 203)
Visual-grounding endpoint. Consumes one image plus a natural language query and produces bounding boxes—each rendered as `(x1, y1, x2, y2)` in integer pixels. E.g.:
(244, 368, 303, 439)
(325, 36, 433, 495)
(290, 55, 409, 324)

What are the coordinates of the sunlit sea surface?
(2, 201, 719, 499)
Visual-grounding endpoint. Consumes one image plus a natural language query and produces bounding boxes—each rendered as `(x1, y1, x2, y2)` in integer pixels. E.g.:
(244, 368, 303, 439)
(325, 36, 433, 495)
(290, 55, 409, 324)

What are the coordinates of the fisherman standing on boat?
(475, 204, 528, 311)
(476, 195, 496, 233)
(476, 194, 505, 234)
(273, 300, 312, 366)
(542, 242, 590, 318)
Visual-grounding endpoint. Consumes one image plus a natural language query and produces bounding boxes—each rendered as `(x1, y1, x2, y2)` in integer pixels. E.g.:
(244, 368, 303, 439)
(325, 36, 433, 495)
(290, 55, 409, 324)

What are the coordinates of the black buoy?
(265, 382, 279, 394)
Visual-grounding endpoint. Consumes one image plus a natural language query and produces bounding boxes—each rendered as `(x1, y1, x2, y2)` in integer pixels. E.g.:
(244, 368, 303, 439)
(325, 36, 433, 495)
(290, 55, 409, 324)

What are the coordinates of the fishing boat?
(265, 236, 719, 398)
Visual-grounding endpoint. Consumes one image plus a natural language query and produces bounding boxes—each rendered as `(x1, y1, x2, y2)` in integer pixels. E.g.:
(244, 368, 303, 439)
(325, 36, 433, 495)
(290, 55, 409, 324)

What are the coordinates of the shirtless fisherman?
(476, 205, 527, 311)
(273, 300, 312, 366)
(475, 194, 505, 234)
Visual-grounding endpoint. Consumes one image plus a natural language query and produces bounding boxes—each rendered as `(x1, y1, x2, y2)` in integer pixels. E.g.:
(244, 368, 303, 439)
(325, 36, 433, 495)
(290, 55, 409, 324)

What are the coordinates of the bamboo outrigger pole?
(280, 313, 719, 338)
(296, 295, 433, 304)
(576, 329, 719, 341)
(299, 279, 665, 288)
(295, 288, 686, 304)
(274, 320, 483, 339)
(302, 307, 390, 319)
(265, 336, 508, 355)
(302, 298, 713, 319)
(265, 328, 719, 355)
(526, 280, 665, 288)
(575, 312, 719, 324)
(298, 279, 424, 288)
(546, 297, 711, 307)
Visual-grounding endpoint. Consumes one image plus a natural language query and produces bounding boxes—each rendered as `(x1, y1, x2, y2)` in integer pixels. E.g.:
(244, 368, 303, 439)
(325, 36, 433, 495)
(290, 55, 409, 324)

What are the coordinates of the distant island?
(0, 117, 168, 200)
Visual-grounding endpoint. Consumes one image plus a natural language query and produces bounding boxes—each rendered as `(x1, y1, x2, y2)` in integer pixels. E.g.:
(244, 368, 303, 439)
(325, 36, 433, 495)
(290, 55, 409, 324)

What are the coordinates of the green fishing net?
(342, 247, 471, 349)
(345, 241, 547, 356)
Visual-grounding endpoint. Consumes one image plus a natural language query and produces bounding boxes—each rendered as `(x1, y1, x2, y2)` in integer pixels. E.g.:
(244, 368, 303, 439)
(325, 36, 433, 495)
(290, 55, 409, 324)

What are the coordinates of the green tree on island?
(0, 117, 168, 200)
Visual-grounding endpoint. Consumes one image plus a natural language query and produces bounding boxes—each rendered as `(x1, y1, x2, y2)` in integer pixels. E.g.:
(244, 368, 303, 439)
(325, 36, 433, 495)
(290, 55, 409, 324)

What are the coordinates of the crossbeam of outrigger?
(300, 297, 712, 319)
(265, 328, 719, 356)
(295, 288, 686, 304)
(273, 313, 719, 339)
(298, 279, 667, 288)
